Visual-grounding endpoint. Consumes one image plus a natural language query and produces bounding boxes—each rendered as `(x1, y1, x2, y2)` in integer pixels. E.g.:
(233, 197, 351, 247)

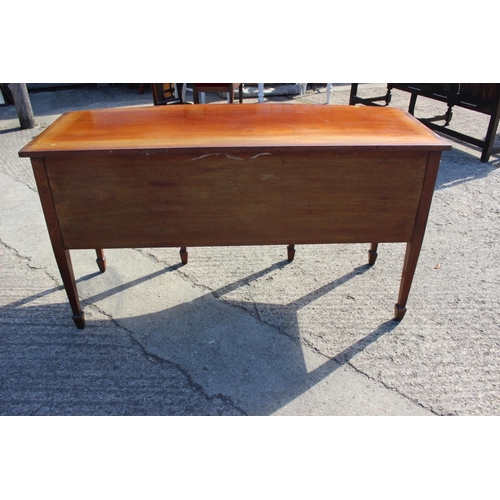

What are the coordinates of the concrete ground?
(1, 83, 499, 415)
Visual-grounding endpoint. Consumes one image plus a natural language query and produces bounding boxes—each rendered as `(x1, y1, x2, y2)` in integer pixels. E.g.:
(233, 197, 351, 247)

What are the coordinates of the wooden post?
(10, 83, 35, 129)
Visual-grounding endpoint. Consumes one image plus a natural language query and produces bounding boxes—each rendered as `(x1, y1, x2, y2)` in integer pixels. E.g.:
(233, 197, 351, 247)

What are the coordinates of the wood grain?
(45, 150, 428, 250)
(19, 104, 450, 157)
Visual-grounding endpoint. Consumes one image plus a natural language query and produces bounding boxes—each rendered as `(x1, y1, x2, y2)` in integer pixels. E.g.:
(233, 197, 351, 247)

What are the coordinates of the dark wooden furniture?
(19, 104, 450, 329)
(349, 83, 500, 162)
(151, 83, 186, 106)
(192, 83, 243, 104)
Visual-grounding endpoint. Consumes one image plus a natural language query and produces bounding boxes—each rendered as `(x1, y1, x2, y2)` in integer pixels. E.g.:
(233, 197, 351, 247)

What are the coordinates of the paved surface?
(1, 84, 499, 415)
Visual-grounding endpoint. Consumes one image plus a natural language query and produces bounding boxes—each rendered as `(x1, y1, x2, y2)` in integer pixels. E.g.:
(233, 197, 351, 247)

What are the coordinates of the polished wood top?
(19, 104, 451, 157)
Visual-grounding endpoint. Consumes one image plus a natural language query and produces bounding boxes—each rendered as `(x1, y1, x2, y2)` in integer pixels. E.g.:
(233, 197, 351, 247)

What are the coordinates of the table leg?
(95, 248, 106, 272)
(349, 83, 358, 105)
(287, 244, 295, 262)
(395, 241, 419, 321)
(368, 243, 378, 265)
(54, 247, 85, 329)
(408, 92, 418, 115)
(31, 157, 85, 329)
(481, 103, 500, 162)
(385, 84, 392, 105)
(394, 151, 442, 321)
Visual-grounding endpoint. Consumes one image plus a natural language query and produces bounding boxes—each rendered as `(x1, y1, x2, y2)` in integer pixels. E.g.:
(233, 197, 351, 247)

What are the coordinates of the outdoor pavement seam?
(2, 240, 247, 415)
(342, 362, 442, 416)
(294, 326, 441, 415)
(0, 239, 46, 273)
(136, 248, 434, 413)
(84, 299, 248, 416)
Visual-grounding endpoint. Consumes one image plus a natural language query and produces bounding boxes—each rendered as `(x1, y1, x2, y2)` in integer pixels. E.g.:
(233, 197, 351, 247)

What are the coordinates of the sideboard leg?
(394, 241, 420, 321)
(287, 244, 295, 262)
(394, 150, 442, 321)
(180, 247, 188, 265)
(30, 158, 86, 330)
(394, 304, 407, 321)
(95, 248, 106, 272)
(72, 312, 86, 329)
(368, 243, 378, 265)
(55, 248, 85, 329)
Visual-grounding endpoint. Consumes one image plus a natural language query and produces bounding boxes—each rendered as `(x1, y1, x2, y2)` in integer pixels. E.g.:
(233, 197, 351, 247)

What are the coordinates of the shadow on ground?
(0, 255, 398, 415)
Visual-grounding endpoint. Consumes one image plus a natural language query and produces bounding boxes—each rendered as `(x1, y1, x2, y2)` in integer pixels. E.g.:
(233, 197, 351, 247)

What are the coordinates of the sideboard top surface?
(19, 104, 451, 158)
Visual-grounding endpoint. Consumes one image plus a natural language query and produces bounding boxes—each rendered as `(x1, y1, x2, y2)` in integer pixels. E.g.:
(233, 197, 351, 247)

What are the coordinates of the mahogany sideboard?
(19, 104, 451, 329)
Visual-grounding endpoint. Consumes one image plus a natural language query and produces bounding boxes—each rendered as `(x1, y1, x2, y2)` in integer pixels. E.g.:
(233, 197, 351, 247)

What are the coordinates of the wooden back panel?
(46, 150, 428, 249)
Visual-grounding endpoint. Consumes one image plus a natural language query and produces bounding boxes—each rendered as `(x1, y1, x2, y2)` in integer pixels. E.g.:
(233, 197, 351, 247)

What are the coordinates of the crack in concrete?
(214, 297, 437, 414)
(60, 244, 440, 415)
(2, 241, 246, 415)
(77, 300, 247, 415)
(343, 361, 441, 416)
(119, 247, 435, 414)
(134, 248, 213, 291)
(0, 239, 43, 272)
